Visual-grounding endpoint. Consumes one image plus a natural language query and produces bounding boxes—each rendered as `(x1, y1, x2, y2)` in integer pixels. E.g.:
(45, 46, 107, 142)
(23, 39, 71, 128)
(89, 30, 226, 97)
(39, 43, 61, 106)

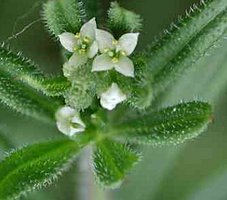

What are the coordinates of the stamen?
(83, 37, 90, 43)
(112, 57, 119, 63)
(112, 40, 118, 45)
(75, 33, 80, 39)
(121, 51, 127, 56)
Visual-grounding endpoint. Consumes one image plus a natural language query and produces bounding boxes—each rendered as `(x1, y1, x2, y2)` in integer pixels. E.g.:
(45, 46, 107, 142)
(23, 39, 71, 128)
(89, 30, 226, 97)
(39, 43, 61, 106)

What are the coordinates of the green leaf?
(0, 71, 60, 122)
(107, 2, 142, 37)
(112, 101, 212, 146)
(0, 139, 82, 200)
(146, 0, 227, 95)
(43, 0, 85, 37)
(93, 139, 140, 188)
(40, 76, 71, 97)
(0, 45, 70, 96)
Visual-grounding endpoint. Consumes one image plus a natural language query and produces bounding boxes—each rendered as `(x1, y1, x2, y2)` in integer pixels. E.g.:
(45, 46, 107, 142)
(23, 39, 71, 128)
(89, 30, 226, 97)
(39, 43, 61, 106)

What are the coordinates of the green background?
(0, 0, 227, 199)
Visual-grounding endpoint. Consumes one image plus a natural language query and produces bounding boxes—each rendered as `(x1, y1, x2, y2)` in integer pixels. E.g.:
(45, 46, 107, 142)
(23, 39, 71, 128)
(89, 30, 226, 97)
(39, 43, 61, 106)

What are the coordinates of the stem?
(77, 146, 111, 200)
(77, 146, 93, 200)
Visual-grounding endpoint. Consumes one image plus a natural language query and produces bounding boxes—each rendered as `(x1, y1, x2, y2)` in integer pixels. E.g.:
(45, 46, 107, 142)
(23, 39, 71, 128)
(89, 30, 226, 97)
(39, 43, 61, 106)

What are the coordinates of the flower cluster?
(56, 18, 139, 136)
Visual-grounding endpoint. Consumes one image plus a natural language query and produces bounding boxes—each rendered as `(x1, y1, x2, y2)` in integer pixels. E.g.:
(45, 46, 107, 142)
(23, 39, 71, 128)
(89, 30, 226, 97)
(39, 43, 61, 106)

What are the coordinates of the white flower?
(59, 18, 98, 75)
(55, 106, 85, 136)
(92, 30, 139, 77)
(100, 83, 127, 110)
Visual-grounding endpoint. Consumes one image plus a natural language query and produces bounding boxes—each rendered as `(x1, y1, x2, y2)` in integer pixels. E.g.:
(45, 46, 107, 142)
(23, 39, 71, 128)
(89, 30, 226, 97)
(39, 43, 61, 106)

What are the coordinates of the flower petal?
(92, 54, 113, 72)
(114, 56, 135, 77)
(59, 32, 77, 52)
(96, 29, 115, 53)
(100, 83, 127, 110)
(55, 106, 86, 136)
(87, 41, 98, 58)
(100, 98, 117, 110)
(80, 18, 97, 40)
(55, 106, 75, 121)
(88, 17, 97, 27)
(63, 53, 88, 77)
(118, 33, 139, 55)
(68, 53, 88, 67)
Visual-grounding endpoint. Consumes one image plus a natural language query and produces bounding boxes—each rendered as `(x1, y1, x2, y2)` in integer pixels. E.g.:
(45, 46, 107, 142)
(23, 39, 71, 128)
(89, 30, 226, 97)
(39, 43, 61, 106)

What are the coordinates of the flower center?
(105, 49, 125, 63)
(74, 34, 91, 55)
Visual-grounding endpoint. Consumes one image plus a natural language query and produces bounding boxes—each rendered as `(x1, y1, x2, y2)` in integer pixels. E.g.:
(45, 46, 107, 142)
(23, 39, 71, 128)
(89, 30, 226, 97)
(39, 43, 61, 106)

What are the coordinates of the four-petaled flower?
(55, 106, 86, 136)
(100, 83, 127, 110)
(59, 18, 98, 76)
(92, 29, 139, 77)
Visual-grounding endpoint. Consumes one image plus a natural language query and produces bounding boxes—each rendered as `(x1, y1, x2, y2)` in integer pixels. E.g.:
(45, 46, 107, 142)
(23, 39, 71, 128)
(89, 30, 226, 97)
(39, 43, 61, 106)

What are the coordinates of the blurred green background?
(0, 0, 227, 199)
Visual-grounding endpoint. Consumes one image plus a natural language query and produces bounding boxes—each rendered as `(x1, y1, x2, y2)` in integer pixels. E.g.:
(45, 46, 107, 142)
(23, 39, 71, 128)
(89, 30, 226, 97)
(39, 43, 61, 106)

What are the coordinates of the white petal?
(114, 56, 135, 77)
(63, 53, 88, 77)
(68, 53, 88, 67)
(92, 54, 113, 72)
(118, 33, 139, 55)
(100, 83, 127, 110)
(80, 19, 97, 40)
(55, 106, 75, 121)
(71, 115, 86, 129)
(59, 32, 77, 52)
(88, 17, 97, 28)
(87, 41, 98, 58)
(96, 29, 115, 53)
(100, 98, 117, 110)
(55, 106, 85, 136)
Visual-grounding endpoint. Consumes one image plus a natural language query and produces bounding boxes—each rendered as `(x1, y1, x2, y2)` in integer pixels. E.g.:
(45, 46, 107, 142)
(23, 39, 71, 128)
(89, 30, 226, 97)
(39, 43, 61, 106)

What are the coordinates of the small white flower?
(100, 83, 127, 110)
(55, 106, 85, 136)
(92, 29, 139, 77)
(59, 18, 98, 75)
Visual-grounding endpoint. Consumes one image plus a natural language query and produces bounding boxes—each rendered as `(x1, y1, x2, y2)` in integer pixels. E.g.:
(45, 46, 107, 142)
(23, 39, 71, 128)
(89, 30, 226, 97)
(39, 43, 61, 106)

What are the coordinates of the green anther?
(121, 51, 126, 56)
(75, 33, 80, 39)
(83, 37, 91, 44)
(112, 57, 119, 63)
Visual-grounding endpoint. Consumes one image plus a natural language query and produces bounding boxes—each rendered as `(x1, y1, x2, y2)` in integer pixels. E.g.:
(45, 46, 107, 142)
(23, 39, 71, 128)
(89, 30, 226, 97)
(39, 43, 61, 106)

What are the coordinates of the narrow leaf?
(0, 139, 81, 200)
(145, 0, 227, 95)
(153, 9, 227, 94)
(93, 139, 140, 188)
(112, 101, 213, 145)
(43, 0, 85, 37)
(0, 71, 60, 122)
(0, 46, 70, 96)
(108, 2, 142, 37)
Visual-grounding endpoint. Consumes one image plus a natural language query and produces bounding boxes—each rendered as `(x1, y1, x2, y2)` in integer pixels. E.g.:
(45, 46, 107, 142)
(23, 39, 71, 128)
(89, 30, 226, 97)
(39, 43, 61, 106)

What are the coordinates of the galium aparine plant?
(0, 0, 226, 199)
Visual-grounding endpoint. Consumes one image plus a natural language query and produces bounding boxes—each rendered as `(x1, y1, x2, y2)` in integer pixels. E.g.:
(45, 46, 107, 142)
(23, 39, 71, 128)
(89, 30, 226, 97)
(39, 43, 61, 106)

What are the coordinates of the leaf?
(0, 71, 60, 122)
(93, 139, 140, 188)
(107, 2, 143, 37)
(0, 139, 82, 200)
(112, 101, 212, 146)
(42, 0, 85, 37)
(145, 0, 227, 95)
(0, 45, 70, 96)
